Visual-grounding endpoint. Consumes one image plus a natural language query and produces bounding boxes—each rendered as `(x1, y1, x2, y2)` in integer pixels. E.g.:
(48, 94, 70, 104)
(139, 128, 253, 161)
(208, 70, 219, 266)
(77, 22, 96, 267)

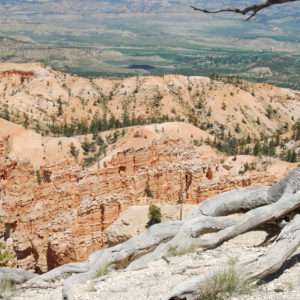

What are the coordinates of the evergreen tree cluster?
(211, 130, 298, 162)
(48, 113, 171, 137)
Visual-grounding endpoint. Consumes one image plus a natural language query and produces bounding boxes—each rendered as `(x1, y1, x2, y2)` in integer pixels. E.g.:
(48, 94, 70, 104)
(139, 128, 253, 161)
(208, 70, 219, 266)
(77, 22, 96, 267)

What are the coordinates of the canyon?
(0, 124, 297, 273)
(0, 63, 299, 274)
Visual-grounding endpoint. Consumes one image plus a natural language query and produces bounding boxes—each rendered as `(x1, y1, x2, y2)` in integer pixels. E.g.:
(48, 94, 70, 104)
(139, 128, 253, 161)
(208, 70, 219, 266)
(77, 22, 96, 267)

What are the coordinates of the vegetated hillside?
(0, 63, 298, 139)
(0, 116, 213, 169)
(0, 63, 299, 163)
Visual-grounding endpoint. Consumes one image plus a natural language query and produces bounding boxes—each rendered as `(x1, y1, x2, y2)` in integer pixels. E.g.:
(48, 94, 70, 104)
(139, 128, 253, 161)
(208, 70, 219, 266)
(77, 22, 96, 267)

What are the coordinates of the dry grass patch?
(198, 267, 253, 300)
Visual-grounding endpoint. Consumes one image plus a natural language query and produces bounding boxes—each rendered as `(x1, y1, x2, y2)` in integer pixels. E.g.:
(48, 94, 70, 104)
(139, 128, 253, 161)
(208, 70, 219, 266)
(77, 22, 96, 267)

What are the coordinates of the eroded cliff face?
(0, 136, 293, 273)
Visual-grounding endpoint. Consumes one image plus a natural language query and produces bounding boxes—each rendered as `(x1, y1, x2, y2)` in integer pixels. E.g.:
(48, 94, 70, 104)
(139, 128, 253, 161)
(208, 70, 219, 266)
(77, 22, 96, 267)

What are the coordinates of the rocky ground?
(8, 230, 300, 300)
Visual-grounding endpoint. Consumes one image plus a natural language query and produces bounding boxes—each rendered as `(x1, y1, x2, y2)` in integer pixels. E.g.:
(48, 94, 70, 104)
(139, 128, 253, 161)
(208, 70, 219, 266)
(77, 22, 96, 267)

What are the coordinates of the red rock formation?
(0, 136, 290, 273)
(0, 70, 35, 79)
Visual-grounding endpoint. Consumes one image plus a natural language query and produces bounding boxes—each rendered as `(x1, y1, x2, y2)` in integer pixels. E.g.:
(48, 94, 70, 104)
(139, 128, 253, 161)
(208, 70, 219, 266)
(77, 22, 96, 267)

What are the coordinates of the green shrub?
(147, 204, 162, 227)
(0, 243, 15, 267)
(36, 170, 42, 185)
(70, 143, 79, 159)
(133, 132, 142, 138)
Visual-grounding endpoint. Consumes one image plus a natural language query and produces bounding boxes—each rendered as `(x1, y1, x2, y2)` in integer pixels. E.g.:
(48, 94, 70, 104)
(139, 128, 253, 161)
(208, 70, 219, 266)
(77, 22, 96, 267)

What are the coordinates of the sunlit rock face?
(0, 135, 292, 273)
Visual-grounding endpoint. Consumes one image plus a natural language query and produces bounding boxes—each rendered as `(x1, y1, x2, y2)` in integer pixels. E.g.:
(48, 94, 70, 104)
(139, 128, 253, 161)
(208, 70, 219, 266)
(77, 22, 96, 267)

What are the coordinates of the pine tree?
(57, 98, 63, 116)
(253, 141, 261, 156)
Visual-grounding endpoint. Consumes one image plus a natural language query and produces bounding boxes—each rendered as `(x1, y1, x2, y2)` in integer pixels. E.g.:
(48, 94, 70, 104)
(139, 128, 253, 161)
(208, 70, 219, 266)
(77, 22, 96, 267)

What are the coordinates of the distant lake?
(128, 64, 155, 70)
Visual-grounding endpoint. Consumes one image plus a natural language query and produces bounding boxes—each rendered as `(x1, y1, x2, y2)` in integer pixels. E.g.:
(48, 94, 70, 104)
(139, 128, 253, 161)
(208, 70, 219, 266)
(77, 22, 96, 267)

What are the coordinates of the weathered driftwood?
(27, 262, 89, 283)
(0, 267, 37, 283)
(164, 213, 300, 300)
(2, 167, 300, 300)
(127, 191, 300, 270)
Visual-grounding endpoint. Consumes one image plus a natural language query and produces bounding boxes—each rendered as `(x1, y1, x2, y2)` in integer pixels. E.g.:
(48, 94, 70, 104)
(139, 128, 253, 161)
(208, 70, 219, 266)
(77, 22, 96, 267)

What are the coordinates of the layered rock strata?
(0, 136, 292, 272)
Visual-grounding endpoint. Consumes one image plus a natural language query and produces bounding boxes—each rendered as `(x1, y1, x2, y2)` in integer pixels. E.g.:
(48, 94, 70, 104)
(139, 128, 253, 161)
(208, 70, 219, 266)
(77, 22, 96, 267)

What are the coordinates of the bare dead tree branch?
(191, 0, 299, 20)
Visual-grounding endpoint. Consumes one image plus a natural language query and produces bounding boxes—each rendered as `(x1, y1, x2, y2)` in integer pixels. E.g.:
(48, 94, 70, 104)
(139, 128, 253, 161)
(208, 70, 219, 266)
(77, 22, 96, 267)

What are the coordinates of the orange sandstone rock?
(0, 136, 295, 272)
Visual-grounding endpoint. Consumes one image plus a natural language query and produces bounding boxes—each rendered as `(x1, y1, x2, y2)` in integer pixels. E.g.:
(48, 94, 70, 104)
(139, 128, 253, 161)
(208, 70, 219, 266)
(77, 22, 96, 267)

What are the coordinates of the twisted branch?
(191, 0, 299, 20)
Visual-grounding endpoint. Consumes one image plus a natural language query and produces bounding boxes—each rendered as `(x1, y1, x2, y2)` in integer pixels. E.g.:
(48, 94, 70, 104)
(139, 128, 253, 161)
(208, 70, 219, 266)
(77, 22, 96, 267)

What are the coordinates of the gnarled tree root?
(0, 267, 37, 283)
(127, 190, 300, 270)
(164, 213, 300, 300)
